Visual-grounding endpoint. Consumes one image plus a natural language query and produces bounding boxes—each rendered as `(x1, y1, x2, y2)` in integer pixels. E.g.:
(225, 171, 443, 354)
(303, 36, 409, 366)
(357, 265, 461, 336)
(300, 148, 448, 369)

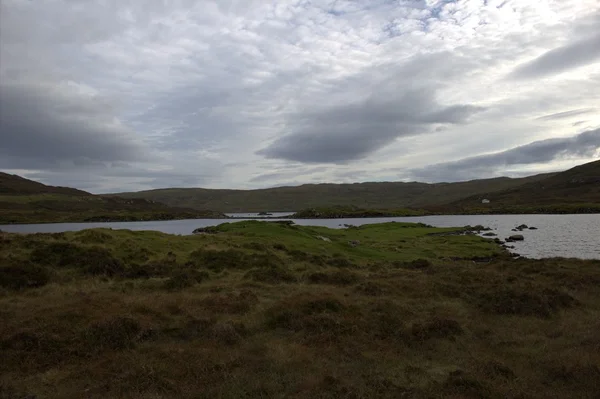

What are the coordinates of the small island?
(291, 206, 427, 218)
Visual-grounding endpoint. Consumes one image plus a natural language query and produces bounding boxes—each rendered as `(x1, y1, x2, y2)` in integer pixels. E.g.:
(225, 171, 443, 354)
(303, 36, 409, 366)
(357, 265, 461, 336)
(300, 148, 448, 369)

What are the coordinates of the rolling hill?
(0, 172, 225, 224)
(433, 160, 600, 213)
(112, 173, 555, 212)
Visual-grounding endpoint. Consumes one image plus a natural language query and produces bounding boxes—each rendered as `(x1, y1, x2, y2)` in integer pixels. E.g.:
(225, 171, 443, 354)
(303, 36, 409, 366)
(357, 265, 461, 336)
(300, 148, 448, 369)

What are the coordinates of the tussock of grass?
(478, 287, 579, 318)
(1, 222, 599, 398)
(245, 266, 297, 283)
(0, 260, 50, 290)
(306, 269, 360, 285)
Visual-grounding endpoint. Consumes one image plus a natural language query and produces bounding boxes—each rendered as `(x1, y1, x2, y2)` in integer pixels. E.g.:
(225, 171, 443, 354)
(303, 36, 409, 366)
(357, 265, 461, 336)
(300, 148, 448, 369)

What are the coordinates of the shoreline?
(3, 211, 600, 226)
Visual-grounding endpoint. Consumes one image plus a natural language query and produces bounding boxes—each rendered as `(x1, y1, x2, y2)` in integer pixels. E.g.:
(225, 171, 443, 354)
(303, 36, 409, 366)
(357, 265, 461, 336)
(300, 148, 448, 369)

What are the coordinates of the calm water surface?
(1, 214, 599, 259)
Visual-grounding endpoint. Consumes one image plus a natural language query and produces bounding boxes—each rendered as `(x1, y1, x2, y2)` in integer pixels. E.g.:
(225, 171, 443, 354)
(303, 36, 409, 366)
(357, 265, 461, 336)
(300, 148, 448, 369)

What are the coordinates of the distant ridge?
(112, 173, 556, 212)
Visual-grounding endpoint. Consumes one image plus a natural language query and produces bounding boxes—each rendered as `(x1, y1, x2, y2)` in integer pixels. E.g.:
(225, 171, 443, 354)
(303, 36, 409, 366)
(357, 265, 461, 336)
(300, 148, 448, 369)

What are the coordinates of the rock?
(192, 227, 218, 234)
(257, 212, 273, 216)
(316, 236, 331, 242)
(529, 226, 538, 230)
(482, 232, 497, 237)
(464, 225, 491, 232)
(508, 235, 524, 241)
(348, 240, 361, 247)
(516, 224, 528, 230)
(270, 220, 294, 226)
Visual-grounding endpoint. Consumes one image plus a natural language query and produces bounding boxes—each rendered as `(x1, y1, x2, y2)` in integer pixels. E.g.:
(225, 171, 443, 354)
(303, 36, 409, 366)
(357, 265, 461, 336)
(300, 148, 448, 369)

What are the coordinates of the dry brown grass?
(1, 228, 600, 398)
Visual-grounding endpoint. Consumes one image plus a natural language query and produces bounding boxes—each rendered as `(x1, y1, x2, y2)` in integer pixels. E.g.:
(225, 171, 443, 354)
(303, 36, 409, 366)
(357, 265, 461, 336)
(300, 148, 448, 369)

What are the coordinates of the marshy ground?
(1, 221, 599, 398)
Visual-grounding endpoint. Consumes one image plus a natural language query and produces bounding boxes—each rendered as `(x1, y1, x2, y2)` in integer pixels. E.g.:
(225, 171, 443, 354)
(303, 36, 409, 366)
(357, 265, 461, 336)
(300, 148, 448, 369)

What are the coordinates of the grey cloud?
(536, 108, 596, 121)
(249, 166, 329, 183)
(511, 32, 600, 79)
(0, 81, 147, 170)
(258, 87, 485, 163)
(410, 128, 600, 182)
(1, 0, 598, 191)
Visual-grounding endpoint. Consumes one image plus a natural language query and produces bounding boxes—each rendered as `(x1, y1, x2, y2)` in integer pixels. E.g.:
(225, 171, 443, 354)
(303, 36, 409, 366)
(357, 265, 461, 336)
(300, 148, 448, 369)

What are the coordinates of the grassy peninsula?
(2, 221, 599, 398)
(291, 206, 427, 218)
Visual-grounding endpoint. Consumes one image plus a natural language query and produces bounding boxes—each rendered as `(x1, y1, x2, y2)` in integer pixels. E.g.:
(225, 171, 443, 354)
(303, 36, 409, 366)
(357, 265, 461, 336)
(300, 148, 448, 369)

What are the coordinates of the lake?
(1, 214, 599, 259)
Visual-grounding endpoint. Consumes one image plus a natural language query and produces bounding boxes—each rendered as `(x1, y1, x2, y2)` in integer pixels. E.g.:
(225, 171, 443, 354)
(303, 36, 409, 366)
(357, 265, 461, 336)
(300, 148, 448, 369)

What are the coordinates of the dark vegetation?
(436, 159, 600, 214)
(291, 205, 426, 218)
(0, 172, 226, 224)
(1, 221, 599, 398)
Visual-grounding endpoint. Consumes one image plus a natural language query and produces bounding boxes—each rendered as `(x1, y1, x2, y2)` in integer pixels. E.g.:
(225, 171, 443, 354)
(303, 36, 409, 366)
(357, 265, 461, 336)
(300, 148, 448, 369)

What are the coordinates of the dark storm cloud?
(410, 128, 600, 182)
(510, 32, 600, 79)
(257, 88, 485, 163)
(536, 108, 596, 121)
(0, 81, 146, 169)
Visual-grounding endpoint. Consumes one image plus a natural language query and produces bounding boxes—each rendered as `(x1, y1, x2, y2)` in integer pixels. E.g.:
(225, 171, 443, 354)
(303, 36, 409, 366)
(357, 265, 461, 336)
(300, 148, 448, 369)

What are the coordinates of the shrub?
(272, 243, 287, 251)
(82, 317, 142, 351)
(245, 267, 297, 284)
(210, 321, 248, 345)
(394, 259, 431, 269)
(242, 242, 266, 251)
(84, 247, 125, 277)
(29, 242, 124, 277)
(287, 250, 326, 265)
(72, 230, 114, 244)
(306, 270, 359, 286)
(355, 281, 385, 296)
(478, 287, 578, 318)
(163, 270, 209, 290)
(326, 257, 354, 268)
(29, 242, 83, 266)
(0, 261, 50, 290)
(188, 249, 246, 272)
(200, 291, 258, 314)
(483, 361, 516, 380)
(411, 318, 463, 341)
(442, 370, 492, 397)
(265, 296, 345, 331)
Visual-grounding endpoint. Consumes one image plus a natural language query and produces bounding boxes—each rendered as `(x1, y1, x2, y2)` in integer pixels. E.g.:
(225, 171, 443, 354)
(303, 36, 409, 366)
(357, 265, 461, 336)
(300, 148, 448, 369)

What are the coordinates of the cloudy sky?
(1, 0, 599, 193)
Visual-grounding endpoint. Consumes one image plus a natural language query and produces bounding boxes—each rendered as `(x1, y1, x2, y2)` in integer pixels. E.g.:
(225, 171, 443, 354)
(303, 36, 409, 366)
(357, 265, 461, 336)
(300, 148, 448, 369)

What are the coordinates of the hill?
(435, 160, 600, 214)
(0, 172, 226, 224)
(0, 172, 90, 196)
(112, 174, 555, 212)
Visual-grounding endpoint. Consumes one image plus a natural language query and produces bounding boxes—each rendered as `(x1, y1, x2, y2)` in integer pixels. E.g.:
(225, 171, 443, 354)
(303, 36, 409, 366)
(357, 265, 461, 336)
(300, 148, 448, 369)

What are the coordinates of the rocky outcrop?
(192, 226, 219, 234)
(506, 234, 524, 242)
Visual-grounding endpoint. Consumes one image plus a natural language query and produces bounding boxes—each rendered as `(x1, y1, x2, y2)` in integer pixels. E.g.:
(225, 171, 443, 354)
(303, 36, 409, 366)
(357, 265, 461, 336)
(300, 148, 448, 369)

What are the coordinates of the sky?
(0, 0, 599, 193)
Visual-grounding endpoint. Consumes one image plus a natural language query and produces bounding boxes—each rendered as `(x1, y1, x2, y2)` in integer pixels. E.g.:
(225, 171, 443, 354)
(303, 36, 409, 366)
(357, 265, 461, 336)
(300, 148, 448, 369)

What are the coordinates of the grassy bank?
(0, 193, 227, 224)
(1, 221, 599, 398)
(427, 203, 600, 215)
